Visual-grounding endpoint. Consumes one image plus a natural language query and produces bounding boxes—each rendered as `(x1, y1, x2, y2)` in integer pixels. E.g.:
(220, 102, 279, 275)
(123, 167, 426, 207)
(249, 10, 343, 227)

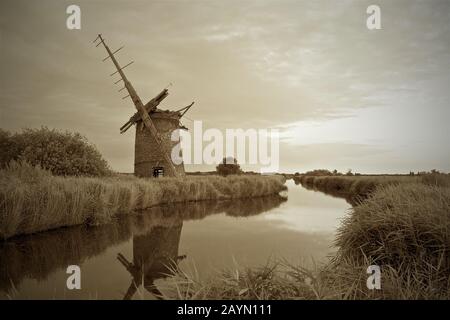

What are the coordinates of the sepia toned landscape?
(1, 0, 449, 301)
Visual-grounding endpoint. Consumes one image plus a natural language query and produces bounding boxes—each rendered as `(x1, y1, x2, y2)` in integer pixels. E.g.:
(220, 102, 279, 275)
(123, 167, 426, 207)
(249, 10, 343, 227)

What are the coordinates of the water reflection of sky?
(177, 181, 350, 277)
(262, 180, 351, 233)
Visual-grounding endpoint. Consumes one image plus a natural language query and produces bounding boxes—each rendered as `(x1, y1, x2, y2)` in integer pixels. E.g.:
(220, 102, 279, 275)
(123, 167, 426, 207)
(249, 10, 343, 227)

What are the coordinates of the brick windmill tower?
(94, 35, 193, 178)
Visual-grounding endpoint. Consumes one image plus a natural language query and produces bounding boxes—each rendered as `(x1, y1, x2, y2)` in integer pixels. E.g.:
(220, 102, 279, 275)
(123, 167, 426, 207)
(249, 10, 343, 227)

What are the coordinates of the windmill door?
(153, 167, 164, 178)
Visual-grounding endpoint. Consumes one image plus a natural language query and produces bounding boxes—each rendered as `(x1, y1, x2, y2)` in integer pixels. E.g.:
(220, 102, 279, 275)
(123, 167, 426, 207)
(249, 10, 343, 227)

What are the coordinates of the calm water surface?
(0, 180, 350, 299)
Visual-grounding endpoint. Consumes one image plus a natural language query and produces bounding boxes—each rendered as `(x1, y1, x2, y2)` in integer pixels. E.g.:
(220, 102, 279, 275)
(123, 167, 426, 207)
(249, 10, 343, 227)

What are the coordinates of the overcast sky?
(1, 0, 449, 173)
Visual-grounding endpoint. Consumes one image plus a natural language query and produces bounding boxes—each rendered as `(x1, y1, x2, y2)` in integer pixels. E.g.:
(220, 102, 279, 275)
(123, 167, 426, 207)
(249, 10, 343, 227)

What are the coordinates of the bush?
(303, 169, 333, 176)
(0, 129, 20, 166)
(0, 127, 111, 176)
(216, 157, 242, 176)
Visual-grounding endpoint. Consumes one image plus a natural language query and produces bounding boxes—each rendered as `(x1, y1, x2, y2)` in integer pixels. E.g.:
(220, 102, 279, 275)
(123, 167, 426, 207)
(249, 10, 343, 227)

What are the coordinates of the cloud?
(0, 0, 449, 173)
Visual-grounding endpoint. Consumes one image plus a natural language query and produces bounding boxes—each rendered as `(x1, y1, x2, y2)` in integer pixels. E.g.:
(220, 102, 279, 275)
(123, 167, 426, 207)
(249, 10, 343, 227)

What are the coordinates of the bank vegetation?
(0, 161, 287, 239)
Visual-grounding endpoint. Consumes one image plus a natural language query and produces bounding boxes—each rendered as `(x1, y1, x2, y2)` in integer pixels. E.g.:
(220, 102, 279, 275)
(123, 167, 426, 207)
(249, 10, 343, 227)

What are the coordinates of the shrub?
(304, 169, 333, 176)
(216, 157, 242, 176)
(0, 127, 111, 176)
(0, 129, 20, 166)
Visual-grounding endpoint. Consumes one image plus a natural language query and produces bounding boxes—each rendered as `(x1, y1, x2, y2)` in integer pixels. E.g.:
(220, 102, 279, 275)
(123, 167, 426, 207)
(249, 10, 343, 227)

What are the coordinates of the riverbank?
(293, 174, 448, 204)
(162, 177, 450, 299)
(0, 162, 287, 239)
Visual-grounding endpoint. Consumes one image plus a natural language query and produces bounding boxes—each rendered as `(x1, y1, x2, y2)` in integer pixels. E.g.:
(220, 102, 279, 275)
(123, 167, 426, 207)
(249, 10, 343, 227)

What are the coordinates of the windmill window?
(153, 167, 164, 178)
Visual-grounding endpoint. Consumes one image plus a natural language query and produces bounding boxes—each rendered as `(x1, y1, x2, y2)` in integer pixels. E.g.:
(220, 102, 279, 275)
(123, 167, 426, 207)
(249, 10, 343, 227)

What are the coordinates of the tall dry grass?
(332, 183, 450, 298)
(293, 174, 438, 204)
(0, 162, 287, 239)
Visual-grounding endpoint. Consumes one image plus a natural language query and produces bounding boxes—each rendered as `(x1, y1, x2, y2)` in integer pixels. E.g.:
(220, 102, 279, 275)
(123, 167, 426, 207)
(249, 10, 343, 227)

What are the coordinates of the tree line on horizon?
(293, 168, 448, 176)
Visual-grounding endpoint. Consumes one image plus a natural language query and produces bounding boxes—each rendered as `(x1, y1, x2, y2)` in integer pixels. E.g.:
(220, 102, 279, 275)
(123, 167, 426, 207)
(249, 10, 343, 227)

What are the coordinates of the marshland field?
(0, 129, 449, 299)
(1, 158, 449, 299)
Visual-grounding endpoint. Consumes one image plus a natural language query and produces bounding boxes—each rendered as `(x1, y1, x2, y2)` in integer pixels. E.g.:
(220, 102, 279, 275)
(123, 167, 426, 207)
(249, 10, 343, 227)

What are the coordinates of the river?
(0, 180, 350, 299)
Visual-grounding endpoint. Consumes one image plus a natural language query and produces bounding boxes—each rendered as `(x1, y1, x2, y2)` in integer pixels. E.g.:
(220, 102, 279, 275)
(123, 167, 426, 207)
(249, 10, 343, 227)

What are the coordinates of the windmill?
(94, 34, 193, 178)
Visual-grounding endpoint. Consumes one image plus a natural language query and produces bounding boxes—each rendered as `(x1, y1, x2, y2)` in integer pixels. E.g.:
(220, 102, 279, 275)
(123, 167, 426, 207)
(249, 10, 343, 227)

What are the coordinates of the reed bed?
(331, 183, 450, 299)
(0, 162, 287, 239)
(293, 174, 446, 204)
